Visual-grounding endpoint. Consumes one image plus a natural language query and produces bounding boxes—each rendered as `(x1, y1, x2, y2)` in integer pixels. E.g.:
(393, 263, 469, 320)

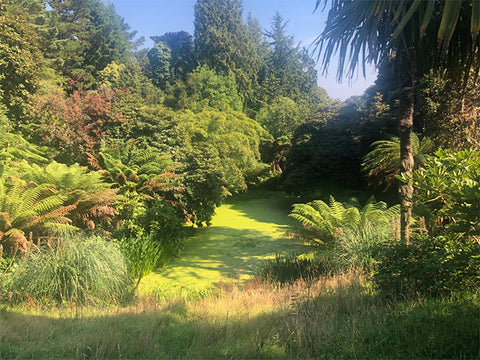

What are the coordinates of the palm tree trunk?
(398, 67, 415, 244)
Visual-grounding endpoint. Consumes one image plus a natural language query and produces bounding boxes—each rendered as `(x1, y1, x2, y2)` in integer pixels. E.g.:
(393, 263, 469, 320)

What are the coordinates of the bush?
(257, 253, 329, 284)
(115, 194, 186, 262)
(7, 236, 129, 305)
(374, 234, 480, 299)
(400, 148, 480, 238)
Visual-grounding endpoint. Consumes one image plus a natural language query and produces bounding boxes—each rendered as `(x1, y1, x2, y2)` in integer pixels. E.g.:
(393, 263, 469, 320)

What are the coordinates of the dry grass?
(2, 271, 478, 359)
(0, 272, 363, 359)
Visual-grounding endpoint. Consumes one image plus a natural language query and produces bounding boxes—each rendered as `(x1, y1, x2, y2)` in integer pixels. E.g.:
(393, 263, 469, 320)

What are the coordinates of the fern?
(96, 141, 184, 212)
(289, 196, 400, 271)
(14, 161, 120, 229)
(0, 175, 78, 254)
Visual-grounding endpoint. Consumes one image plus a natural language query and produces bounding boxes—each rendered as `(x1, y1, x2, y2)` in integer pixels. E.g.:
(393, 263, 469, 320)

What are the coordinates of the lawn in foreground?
(139, 193, 308, 299)
(2, 273, 478, 359)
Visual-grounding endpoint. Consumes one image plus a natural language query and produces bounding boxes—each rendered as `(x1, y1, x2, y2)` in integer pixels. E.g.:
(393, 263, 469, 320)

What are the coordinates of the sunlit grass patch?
(139, 194, 308, 300)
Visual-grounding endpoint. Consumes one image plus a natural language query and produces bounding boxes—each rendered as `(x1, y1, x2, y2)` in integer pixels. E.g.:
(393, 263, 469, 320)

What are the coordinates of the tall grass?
(7, 236, 129, 305)
(283, 287, 480, 359)
(0, 272, 478, 359)
(257, 253, 330, 284)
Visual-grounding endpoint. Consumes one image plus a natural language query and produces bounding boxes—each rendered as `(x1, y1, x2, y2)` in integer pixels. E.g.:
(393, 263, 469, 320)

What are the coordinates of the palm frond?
(362, 133, 435, 187)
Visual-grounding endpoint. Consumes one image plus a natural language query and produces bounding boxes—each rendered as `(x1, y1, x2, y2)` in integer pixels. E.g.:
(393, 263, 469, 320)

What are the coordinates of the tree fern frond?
(29, 195, 66, 216)
(289, 195, 400, 251)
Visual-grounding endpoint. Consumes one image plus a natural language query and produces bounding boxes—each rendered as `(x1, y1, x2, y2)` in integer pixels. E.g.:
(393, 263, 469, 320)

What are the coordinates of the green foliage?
(374, 234, 480, 299)
(98, 140, 186, 256)
(362, 133, 435, 188)
(166, 66, 243, 112)
(289, 196, 399, 271)
(147, 42, 172, 89)
(120, 235, 163, 289)
(0, 253, 16, 295)
(98, 61, 161, 103)
(46, 0, 139, 87)
(376, 150, 480, 300)
(114, 193, 185, 264)
(194, 0, 245, 75)
(0, 173, 76, 255)
(178, 146, 227, 225)
(98, 140, 175, 195)
(0, 108, 49, 165)
(256, 97, 302, 139)
(400, 148, 480, 239)
(0, 3, 43, 121)
(259, 13, 318, 104)
(13, 160, 120, 229)
(257, 253, 329, 284)
(282, 92, 398, 192)
(282, 114, 360, 191)
(416, 69, 480, 149)
(150, 31, 196, 82)
(7, 235, 129, 305)
(315, 0, 479, 82)
(176, 108, 271, 194)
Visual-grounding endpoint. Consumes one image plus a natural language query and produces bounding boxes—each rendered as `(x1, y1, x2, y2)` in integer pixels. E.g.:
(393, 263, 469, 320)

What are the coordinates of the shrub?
(115, 194, 186, 263)
(257, 253, 329, 284)
(373, 234, 480, 299)
(403, 148, 480, 239)
(7, 236, 129, 305)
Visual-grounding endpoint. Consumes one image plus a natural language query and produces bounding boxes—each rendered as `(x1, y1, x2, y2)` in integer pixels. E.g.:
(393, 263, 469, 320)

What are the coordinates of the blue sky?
(108, 0, 377, 100)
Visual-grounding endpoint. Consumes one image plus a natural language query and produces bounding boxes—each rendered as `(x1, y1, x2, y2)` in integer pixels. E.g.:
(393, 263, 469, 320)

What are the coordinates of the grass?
(2, 272, 477, 359)
(139, 193, 308, 299)
(0, 273, 352, 359)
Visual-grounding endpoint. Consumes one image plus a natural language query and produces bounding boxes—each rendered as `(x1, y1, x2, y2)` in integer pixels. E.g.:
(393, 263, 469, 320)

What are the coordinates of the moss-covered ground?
(139, 193, 308, 299)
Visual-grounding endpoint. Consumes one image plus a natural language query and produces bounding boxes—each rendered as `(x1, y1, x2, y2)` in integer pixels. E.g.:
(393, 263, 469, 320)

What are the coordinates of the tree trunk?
(398, 68, 415, 244)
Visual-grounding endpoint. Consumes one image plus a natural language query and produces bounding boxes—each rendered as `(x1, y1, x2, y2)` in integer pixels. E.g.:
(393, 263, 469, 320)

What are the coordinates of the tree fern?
(289, 196, 400, 271)
(14, 161, 120, 229)
(98, 141, 176, 194)
(0, 175, 77, 254)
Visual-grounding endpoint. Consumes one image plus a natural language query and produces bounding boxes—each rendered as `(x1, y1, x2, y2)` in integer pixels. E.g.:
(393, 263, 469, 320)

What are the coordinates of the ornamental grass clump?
(8, 236, 129, 305)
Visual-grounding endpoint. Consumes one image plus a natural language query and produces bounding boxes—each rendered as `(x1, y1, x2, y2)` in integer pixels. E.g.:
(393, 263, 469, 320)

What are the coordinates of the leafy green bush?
(374, 234, 480, 299)
(257, 253, 329, 284)
(376, 149, 480, 299)
(115, 193, 186, 262)
(401, 148, 480, 239)
(7, 236, 129, 305)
